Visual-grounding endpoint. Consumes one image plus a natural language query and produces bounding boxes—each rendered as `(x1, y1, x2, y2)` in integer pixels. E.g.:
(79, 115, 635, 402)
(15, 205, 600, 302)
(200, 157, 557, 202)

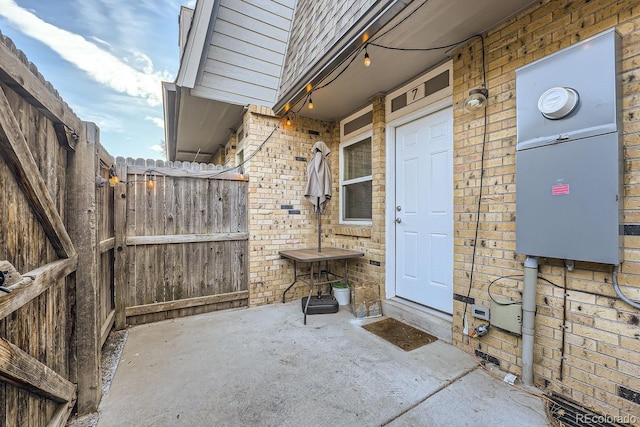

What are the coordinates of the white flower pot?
(332, 286, 350, 305)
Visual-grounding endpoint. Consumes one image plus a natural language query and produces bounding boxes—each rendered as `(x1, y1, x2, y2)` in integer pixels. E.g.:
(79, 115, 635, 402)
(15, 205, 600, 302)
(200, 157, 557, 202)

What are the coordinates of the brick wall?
(452, 0, 640, 420)
(243, 97, 386, 307)
(324, 96, 387, 296)
(242, 105, 335, 305)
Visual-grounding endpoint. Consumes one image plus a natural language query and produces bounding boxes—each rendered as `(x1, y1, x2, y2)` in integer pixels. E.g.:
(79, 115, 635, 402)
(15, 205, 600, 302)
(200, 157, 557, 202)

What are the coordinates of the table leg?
(304, 262, 315, 325)
(282, 260, 298, 303)
(344, 259, 348, 283)
(324, 261, 330, 284)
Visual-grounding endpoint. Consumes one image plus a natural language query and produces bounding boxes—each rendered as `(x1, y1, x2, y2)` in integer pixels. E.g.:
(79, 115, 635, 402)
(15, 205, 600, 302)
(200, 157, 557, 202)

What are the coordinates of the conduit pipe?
(612, 265, 640, 309)
(522, 256, 538, 386)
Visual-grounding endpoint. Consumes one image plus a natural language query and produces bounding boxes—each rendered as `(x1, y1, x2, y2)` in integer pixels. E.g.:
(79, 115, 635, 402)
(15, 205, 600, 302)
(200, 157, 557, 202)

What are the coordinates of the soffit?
(173, 91, 245, 163)
(276, 0, 538, 121)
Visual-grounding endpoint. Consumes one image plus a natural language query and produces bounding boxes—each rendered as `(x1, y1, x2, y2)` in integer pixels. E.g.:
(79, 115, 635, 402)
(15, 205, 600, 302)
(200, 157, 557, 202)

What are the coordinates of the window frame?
(339, 130, 373, 225)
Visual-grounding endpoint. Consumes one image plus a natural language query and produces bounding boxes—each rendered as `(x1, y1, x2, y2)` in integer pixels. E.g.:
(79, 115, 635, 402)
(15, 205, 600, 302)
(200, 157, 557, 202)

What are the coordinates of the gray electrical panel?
(515, 29, 623, 265)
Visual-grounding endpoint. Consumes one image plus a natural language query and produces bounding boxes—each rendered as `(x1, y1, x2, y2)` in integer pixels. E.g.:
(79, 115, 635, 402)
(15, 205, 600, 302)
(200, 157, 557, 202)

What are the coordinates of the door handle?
(395, 217, 402, 224)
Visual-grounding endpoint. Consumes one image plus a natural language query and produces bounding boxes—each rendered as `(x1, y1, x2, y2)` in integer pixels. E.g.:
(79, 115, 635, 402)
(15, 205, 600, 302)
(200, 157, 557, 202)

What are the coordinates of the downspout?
(522, 256, 538, 386)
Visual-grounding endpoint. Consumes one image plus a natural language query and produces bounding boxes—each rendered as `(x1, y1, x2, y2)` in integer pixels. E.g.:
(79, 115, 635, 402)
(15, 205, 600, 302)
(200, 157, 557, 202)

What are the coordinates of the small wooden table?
(279, 248, 364, 324)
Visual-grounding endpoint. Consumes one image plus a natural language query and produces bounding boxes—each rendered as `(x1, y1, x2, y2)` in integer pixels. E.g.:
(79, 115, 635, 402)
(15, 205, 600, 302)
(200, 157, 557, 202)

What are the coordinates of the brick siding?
(452, 0, 640, 420)
(242, 98, 386, 305)
(243, 0, 639, 419)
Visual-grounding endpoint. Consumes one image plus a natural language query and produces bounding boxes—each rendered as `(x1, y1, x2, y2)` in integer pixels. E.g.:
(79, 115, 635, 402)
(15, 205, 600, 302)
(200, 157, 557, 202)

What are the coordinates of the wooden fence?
(0, 32, 89, 425)
(96, 145, 117, 348)
(0, 32, 248, 426)
(113, 158, 249, 326)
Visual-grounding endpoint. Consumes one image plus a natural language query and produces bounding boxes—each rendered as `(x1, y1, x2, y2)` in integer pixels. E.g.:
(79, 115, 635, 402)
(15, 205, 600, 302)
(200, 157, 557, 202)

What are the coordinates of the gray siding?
(179, 7, 194, 59)
(194, 0, 296, 107)
(279, 0, 375, 96)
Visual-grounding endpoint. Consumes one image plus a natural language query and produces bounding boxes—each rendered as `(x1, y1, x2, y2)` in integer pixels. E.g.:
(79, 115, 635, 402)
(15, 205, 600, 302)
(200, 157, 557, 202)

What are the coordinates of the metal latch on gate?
(0, 261, 20, 294)
(0, 270, 12, 293)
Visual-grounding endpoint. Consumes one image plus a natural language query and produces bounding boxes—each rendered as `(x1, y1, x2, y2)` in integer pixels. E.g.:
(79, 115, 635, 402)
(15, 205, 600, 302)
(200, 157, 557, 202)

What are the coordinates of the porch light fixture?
(363, 47, 371, 67)
(464, 86, 489, 113)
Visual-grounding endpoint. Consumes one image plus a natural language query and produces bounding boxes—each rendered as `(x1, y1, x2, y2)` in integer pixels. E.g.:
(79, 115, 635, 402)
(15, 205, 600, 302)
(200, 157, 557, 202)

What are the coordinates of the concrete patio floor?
(97, 302, 550, 427)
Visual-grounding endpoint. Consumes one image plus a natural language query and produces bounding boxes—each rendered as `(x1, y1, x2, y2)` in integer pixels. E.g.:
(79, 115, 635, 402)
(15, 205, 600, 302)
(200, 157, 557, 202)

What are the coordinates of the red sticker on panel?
(552, 184, 570, 195)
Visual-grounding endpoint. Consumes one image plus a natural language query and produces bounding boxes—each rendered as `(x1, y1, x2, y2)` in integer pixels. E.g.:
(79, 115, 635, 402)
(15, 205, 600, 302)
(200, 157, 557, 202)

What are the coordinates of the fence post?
(67, 121, 101, 414)
(114, 181, 127, 330)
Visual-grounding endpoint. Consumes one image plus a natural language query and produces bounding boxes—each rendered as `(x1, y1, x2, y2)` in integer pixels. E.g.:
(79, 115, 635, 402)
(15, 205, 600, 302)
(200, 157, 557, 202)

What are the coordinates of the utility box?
(515, 29, 623, 265)
(490, 301, 522, 335)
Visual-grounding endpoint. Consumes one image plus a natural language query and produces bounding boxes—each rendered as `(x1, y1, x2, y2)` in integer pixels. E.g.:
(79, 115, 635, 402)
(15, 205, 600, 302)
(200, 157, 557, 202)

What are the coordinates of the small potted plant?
(331, 282, 350, 305)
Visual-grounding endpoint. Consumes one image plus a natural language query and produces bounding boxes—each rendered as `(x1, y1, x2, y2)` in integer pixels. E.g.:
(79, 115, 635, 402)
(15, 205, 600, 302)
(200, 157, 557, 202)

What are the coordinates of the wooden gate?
(113, 158, 249, 327)
(95, 144, 118, 353)
(0, 36, 89, 425)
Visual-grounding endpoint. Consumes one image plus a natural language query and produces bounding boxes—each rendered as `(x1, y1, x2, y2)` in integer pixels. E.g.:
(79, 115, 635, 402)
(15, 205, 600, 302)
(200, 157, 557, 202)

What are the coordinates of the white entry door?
(395, 108, 453, 313)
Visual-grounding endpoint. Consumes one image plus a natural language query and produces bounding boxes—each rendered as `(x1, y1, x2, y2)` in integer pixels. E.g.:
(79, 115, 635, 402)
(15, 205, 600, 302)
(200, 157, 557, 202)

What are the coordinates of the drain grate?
(546, 393, 626, 427)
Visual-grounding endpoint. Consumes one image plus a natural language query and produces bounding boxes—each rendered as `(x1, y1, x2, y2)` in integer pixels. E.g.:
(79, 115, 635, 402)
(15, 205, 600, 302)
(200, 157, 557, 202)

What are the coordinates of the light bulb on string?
(108, 165, 120, 187)
(108, 174, 120, 187)
(308, 95, 314, 110)
(364, 47, 371, 67)
(146, 174, 155, 190)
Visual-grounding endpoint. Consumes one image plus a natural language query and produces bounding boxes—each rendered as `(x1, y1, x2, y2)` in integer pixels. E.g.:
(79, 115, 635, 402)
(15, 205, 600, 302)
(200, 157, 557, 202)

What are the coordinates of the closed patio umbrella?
(304, 141, 332, 252)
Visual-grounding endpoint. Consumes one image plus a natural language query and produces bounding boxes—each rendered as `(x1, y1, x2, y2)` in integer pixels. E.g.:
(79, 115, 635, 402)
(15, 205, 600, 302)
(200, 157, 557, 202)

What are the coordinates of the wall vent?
(617, 385, 640, 405)
(473, 349, 500, 367)
(344, 111, 373, 136)
(546, 393, 626, 427)
(453, 293, 474, 304)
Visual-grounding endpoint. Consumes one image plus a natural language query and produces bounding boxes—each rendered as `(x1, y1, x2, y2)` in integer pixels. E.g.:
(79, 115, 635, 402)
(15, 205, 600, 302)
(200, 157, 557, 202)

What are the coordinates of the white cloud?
(150, 143, 165, 153)
(128, 51, 157, 74)
(89, 36, 111, 48)
(0, 0, 173, 106)
(145, 116, 164, 128)
(78, 110, 125, 133)
(72, 0, 184, 52)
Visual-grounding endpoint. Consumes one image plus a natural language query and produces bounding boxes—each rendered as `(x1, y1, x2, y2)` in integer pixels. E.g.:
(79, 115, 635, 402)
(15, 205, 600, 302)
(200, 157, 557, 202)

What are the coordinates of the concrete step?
(381, 297, 453, 343)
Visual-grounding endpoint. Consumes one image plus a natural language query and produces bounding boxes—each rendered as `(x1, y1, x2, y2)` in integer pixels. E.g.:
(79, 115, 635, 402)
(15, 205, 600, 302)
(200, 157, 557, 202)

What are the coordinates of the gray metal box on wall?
(515, 29, 623, 265)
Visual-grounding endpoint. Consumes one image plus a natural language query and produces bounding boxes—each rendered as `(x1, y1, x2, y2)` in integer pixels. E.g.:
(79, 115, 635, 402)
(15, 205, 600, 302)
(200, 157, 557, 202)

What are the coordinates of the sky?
(0, 0, 195, 160)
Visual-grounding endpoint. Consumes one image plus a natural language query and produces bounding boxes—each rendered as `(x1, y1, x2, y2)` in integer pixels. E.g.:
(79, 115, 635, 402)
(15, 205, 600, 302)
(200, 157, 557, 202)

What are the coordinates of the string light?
(108, 165, 120, 187)
(210, 6, 483, 186)
(146, 174, 155, 190)
(287, 0, 480, 114)
(286, 115, 292, 125)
